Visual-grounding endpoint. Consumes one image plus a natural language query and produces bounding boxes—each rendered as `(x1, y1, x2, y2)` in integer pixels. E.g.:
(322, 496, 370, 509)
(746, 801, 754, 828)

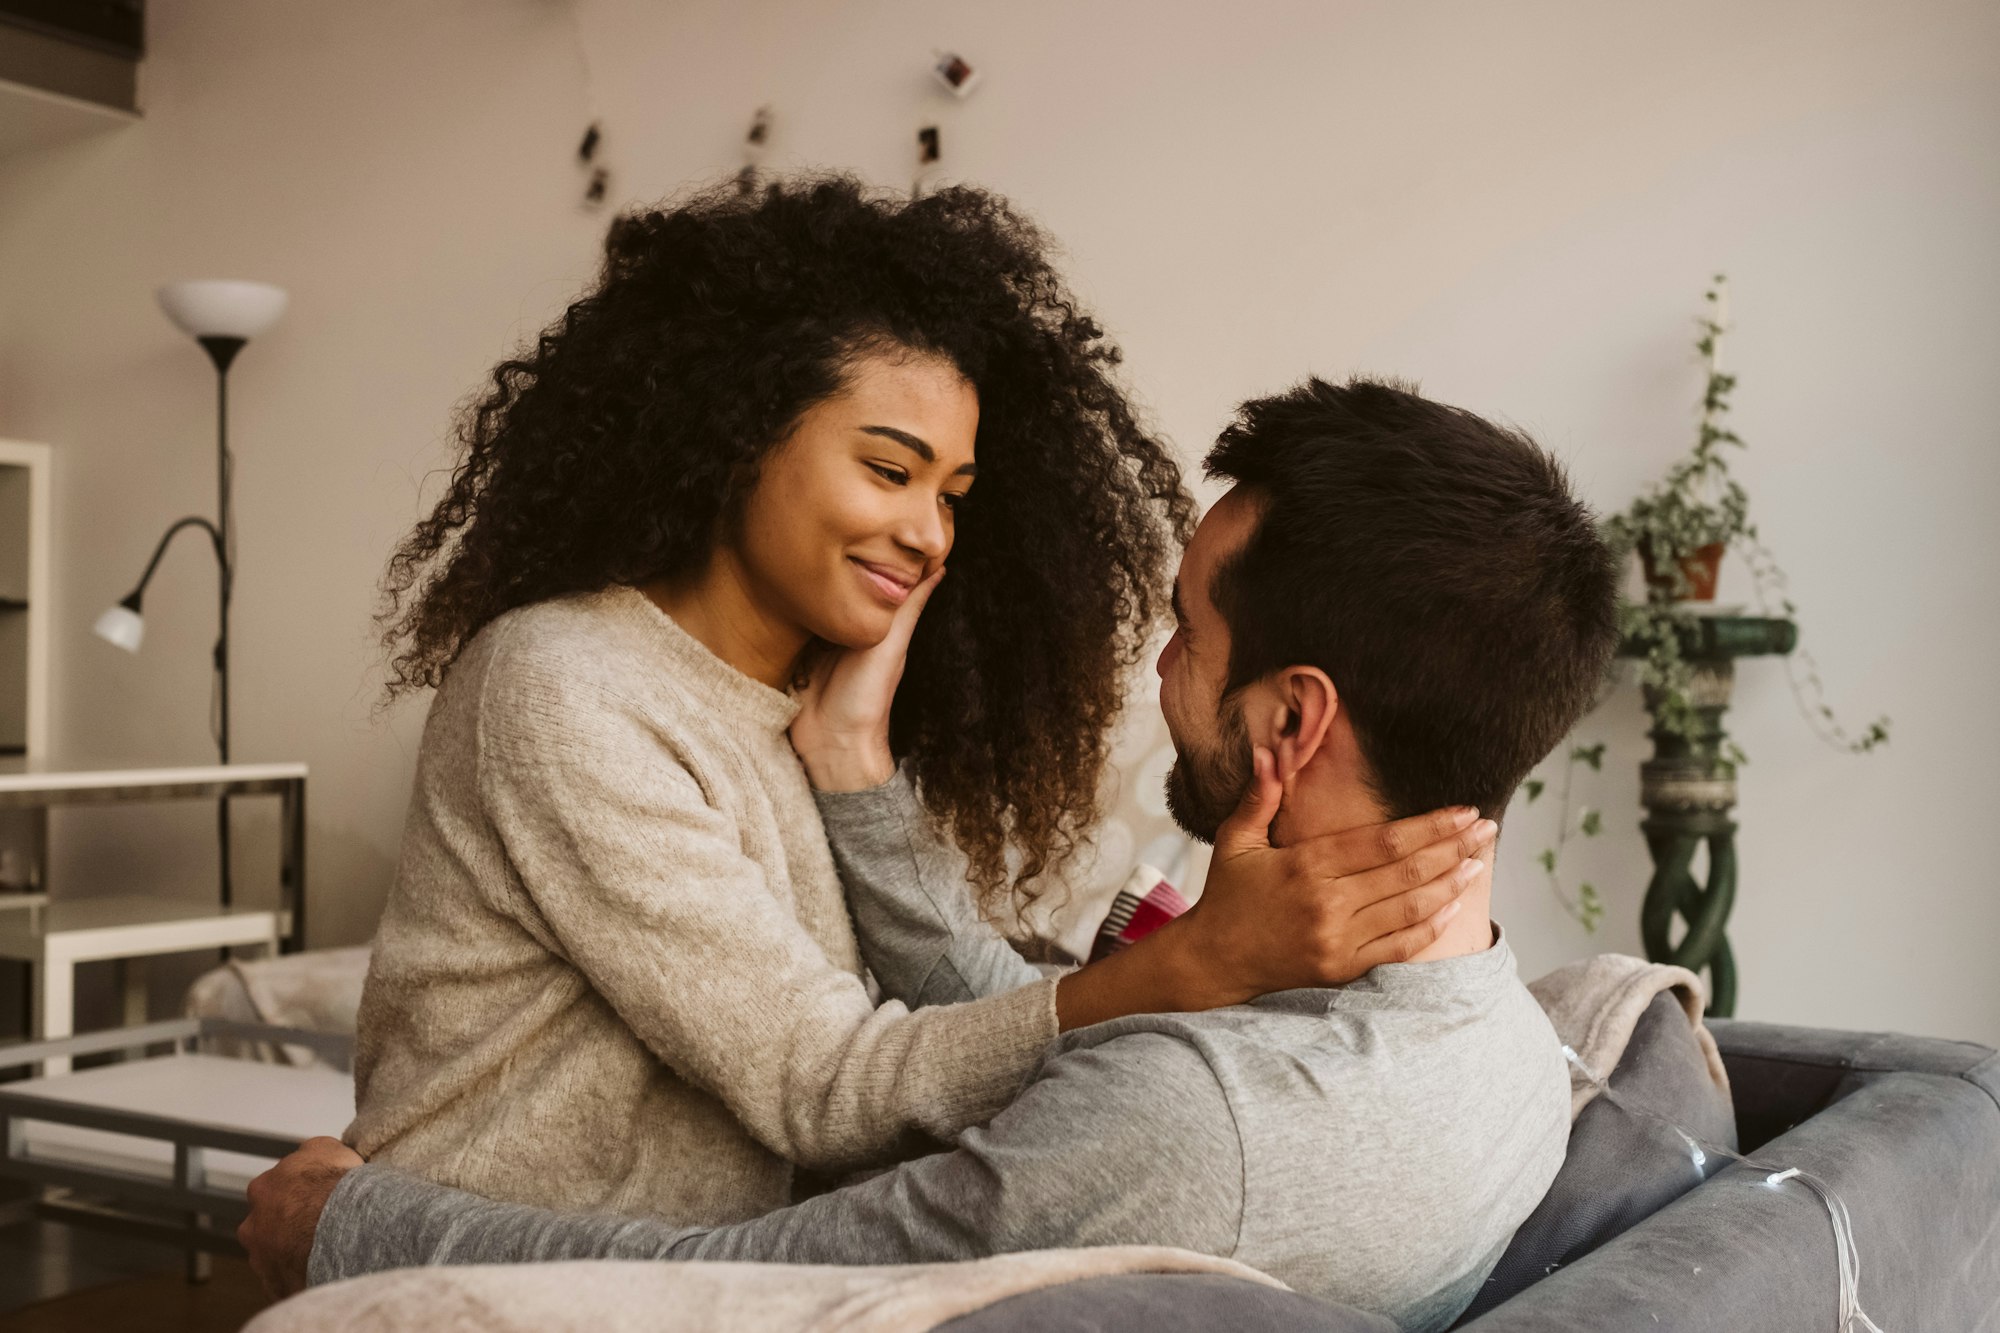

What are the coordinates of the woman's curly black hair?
(379, 174, 1195, 911)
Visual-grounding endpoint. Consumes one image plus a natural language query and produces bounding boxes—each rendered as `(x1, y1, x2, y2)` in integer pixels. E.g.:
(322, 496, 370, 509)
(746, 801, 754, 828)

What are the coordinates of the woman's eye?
(867, 463, 910, 486)
(942, 492, 968, 512)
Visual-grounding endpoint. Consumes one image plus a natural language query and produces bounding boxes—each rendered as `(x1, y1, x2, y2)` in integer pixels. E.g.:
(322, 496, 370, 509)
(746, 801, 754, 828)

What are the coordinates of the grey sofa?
(940, 1016, 2000, 1332)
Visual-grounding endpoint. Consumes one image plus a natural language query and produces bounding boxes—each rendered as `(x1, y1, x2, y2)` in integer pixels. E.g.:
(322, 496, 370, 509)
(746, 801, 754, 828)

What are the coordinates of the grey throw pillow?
(1450, 990, 1738, 1325)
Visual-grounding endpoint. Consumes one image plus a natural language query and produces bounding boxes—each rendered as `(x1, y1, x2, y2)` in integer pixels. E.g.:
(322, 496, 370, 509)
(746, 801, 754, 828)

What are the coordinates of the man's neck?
(1272, 780, 1496, 964)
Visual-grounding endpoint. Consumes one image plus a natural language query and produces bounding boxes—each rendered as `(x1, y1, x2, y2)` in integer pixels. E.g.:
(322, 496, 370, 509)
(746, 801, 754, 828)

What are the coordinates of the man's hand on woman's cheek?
(240, 1136, 364, 1300)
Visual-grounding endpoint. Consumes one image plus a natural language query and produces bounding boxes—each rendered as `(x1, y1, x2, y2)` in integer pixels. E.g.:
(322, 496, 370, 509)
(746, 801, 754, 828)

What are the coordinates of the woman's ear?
(1270, 666, 1338, 788)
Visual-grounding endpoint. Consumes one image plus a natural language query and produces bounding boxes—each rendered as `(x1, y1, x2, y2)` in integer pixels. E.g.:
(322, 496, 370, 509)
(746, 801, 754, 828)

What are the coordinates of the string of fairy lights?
(570, 44, 983, 208)
(1562, 1045, 1883, 1331)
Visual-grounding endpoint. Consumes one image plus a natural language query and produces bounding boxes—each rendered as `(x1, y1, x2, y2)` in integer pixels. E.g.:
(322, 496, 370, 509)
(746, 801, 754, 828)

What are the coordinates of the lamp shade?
(156, 280, 288, 341)
(93, 602, 145, 653)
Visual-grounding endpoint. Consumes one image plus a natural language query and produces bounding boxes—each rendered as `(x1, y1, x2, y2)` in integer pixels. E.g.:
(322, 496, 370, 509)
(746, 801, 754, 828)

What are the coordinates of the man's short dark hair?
(1204, 376, 1619, 820)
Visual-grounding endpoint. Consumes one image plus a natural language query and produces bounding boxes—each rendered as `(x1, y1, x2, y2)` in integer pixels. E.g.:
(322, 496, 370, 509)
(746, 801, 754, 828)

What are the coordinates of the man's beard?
(1163, 694, 1254, 844)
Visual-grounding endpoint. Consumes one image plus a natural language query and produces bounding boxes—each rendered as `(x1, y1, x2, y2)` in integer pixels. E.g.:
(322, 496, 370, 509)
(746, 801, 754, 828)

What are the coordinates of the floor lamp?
(94, 279, 287, 912)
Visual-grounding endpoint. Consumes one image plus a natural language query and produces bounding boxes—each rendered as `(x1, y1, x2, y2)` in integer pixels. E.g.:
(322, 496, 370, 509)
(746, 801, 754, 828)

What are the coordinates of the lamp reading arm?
(123, 515, 229, 608)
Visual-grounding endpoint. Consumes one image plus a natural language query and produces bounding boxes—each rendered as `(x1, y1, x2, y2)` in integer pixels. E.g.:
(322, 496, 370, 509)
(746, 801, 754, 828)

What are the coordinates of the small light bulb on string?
(912, 48, 980, 198)
(737, 105, 774, 196)
(931, 50, 980, 97)
(562, 0, 612, 212)
(576, 123, 610, 208)
(914, 125, 942, 199)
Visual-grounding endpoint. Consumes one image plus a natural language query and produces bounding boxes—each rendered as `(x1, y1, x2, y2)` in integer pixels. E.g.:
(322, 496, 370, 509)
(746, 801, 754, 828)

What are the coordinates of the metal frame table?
(0, 1017, 352, 1280)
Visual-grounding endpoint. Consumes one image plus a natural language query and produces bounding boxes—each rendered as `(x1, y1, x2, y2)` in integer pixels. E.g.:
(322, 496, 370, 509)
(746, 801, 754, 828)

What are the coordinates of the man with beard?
(240, 377, 1618, 1332)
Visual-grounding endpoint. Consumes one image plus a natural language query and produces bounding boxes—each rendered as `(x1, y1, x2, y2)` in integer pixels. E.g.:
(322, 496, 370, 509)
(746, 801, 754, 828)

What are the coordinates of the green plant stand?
(1620, 615, 1796, 1017)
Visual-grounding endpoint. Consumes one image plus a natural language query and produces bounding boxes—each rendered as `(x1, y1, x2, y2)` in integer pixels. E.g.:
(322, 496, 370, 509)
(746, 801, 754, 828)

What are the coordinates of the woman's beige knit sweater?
(345, 585, 1059, 1223)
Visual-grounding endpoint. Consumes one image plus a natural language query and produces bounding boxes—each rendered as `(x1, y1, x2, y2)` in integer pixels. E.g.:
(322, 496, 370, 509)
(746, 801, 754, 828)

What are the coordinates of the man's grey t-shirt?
(313, 777, 1570, 1331)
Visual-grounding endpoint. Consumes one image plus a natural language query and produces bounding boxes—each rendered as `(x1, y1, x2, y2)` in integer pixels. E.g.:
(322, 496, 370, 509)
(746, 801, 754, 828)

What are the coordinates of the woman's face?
(732, 349, 979, 650)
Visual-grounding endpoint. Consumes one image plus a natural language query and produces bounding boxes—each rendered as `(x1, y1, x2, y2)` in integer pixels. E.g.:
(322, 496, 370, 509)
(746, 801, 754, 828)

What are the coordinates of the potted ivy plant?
(1529, 275, 1890, 931)
(1600, 275, 1756, 760)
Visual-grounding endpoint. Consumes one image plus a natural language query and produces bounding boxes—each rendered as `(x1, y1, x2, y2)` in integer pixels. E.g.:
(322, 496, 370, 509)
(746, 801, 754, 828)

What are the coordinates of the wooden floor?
(0, 1219, 272, 1333)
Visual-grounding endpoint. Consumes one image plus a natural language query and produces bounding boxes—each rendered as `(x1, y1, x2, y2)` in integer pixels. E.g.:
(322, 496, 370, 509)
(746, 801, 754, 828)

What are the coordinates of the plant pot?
(1639, 540, 1725, 601)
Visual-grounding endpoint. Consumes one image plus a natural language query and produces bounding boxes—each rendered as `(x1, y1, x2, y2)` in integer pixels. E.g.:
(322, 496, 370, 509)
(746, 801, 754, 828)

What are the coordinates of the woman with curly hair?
(346, 176, 1474, 1224)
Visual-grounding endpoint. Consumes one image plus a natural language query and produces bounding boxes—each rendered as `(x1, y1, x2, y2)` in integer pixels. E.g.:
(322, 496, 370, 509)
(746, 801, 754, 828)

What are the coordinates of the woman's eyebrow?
(859, 425, 976, 476)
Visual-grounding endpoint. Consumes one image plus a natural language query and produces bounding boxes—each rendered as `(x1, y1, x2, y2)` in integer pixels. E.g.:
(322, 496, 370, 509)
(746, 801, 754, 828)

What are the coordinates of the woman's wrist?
(1143, 910, 1254, 1011)
(1052, 911, 1244, 1031)
(799, 740, 896, 793)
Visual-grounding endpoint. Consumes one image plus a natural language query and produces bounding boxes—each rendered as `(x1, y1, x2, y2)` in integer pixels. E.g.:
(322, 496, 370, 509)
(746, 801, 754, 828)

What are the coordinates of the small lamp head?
(93, 592, 145, 654)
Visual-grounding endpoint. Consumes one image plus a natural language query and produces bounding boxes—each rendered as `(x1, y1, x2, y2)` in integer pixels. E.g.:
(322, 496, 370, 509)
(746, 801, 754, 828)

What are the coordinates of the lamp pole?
(205, 335, 241, 910)
(97, 280, 284, 918)
(100, 347, 243, 910)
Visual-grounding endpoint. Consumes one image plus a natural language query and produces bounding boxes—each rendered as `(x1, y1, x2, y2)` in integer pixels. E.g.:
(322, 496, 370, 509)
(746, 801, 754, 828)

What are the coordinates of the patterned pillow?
(1089, 866, 1191, 962)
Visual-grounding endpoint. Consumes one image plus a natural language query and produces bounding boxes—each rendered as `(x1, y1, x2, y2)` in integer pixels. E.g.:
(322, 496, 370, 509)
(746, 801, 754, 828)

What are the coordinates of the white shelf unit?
(0, 440, 50, 764)
(0, 760, 310, 1074)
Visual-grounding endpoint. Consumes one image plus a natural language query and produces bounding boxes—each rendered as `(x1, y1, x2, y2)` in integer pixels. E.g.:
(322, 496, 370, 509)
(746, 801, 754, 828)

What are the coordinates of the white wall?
(0, 0, 1993, 1044)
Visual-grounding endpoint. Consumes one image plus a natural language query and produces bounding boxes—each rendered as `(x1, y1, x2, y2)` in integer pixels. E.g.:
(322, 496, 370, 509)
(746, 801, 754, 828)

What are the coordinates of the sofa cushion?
(1451, 990, 1736, 1325)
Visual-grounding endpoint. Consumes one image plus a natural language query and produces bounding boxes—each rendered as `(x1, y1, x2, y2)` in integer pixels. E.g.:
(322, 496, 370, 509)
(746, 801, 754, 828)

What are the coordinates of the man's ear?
(1252, 666, 1338, 787)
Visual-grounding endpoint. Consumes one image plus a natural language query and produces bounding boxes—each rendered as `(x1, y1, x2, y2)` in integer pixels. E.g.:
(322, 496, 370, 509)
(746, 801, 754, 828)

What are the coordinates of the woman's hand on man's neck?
(1273, 759, 1498, 964)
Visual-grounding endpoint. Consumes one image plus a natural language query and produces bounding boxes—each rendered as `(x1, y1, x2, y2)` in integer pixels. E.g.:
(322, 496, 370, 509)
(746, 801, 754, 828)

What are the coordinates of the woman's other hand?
(790, 568, 944, 792)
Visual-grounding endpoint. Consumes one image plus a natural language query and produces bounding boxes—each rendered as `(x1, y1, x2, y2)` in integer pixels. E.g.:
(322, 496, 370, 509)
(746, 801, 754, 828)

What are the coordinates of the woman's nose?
(897, 496, 951, 560)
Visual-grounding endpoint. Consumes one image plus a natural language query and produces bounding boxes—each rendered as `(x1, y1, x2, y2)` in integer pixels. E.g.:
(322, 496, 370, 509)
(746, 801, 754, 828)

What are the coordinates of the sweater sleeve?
(474, 651, 1059, 1172)
(310, 1032, 1243, 1284)
(812, 769, 1049, 1008)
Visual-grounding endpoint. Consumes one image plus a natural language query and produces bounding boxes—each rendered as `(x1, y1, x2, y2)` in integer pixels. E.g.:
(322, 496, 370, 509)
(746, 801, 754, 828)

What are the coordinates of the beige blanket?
(1528, 952, 1729, 1120)
(242, 952, 1723, 1332)
(244, 1246, 1284, 1333)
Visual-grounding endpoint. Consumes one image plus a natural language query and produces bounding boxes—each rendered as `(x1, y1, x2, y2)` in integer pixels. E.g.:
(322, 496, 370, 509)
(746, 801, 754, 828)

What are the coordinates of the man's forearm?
(310, 1157, 987, 1286)
(309, 1165, 708, 1284)
(309, 1036, 1242, 1290)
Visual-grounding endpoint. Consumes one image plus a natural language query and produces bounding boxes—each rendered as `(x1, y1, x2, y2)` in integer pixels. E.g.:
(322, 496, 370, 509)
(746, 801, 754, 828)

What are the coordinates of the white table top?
(0, 893, 278, 934)
(8, 1053, 353, 1191)
(0, 893, 282, 959)
(0, 757, 307, 794)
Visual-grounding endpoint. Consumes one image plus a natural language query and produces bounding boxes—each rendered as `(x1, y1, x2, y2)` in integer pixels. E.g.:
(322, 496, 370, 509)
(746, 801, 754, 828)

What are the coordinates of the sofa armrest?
(1710, 1016, 1999, 1151)
(1462, 1024, 2000, 1331)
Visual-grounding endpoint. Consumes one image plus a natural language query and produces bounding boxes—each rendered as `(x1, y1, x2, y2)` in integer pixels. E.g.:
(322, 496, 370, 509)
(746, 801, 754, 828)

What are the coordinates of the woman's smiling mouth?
(851, 557, 919, 605)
